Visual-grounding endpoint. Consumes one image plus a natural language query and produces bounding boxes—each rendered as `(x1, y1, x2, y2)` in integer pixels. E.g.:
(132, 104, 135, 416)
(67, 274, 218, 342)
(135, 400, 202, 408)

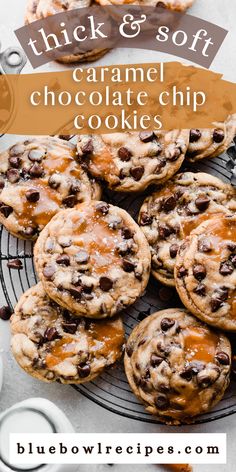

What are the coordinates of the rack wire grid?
(0, 132, 236, 425)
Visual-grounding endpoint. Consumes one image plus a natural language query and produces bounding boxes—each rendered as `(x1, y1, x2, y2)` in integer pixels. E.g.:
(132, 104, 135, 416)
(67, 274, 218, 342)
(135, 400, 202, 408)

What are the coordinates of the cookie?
(139, 172, 236, 286)
(95, 0, 194, 11)
(175, 215, 236, 331)
(25, 0, 109, 63)
(11, 282, 125, 384)
(0, 137, 101, 240)
(34, 201, 151, 318)
(124, 308, 231, 424)
(187, 115, 236, 162)
(77, 131, 189, 192)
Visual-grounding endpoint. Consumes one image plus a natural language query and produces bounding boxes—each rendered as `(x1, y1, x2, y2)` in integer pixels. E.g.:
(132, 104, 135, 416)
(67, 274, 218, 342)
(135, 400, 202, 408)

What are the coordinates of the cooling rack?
(0, 131, 236, 425)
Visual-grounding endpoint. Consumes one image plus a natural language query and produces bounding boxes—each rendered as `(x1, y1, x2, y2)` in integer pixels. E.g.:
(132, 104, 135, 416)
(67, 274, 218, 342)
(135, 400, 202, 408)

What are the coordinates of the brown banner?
(15, 6, 228, 69)
(0, 62, 235, 135)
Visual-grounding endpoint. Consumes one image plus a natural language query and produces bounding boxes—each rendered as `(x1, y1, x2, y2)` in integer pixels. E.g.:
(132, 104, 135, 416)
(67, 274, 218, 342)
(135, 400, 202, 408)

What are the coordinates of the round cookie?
(11, 282, 125, 384)
(0, 137, 101, 240)
(187, 115, 236, 162)
(138, 172, 236, 286)
(124, 308, 231, 424)
(77, 131, 189, 192)
(34, 200, 151, 318)
(175, 215, 236, 331)
(95, 0, 194, 11)
(25, 0, 109, 63)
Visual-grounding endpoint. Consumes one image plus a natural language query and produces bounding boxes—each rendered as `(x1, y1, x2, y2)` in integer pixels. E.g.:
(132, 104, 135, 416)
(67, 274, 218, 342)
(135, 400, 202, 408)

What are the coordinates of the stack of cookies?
(0, 126, 235, 425)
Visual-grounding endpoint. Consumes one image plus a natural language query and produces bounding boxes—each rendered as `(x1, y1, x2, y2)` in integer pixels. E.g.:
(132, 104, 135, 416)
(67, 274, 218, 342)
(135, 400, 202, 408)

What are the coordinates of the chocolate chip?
(62, 322, 77, 334)
(119, 169, 126, 180)
(126, 344, 133, 357)
(116, 241, 130, 256)
(108, 216, 122, 230)
(81, 139, 94, 154)
(210, 297, 224, 312)
(167, 147, 181, 161)
(19, 226, 37, 238)
(161, 317, 175, 331)
(194, 283, 206, 296)
(0, 305, 12, 321)
(0, 178, 5, 190)
(118, 147, 132, 161)
(28, 149, 45, 162)
(227, 243, 236, 252)
(180, 361, 205, 381)
(96, 202, 109, 215)
(58, 135, 71, 140)
(43, 265, 55, 280)
(138, 338, 146, 347)
(44, 327, 59, 342)
(169, 244, 179, 259)
(26, 189, 40, 203)
(158, 223, 173, 239)
(198, 239, 212, 253)
(62, 195, 77, 207)
(216, 286, 229, 301)
(197, 368, 220, 388)
(56, 255, 70, 266)
(29, 163, 44, 178)
(213, 129, 225, 143)
(70, 182, 81, 194)
(229, 254, 236, 267)
(139, 131, 154, 142)
(99, 276, 113, 291)
(195, 195, 210, 212)
(7, 259, 23, 270)
(48, 175, 60, 189)
(122, 259, 135, 272)
(8, 156, 22, 168)
(78, 364, 91, 378)
(0, 204, 13, 218)
(139, 212, 153, 226)
(155, 394, 169, 409)
(215, 352, 230, 365)
(150, 354, 164, 367)
(190, 129, 201, 142)
(219, 260, 234, 276)
(6, 169, 20, 183)
(177, 266, 188, 278)
(161, 195, 176, 212)
(193, 264, 206, 281)
(69, 287, 83, 300)
(9, 144, 25, 157)
(154, 158, 165, 173)
(75, 250, 89, 264)
(130, 166, 144, 181)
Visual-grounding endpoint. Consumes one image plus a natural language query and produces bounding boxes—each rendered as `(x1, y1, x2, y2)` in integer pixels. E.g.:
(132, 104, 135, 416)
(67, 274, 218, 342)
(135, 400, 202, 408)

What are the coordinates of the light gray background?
(0, 1, 236, 471)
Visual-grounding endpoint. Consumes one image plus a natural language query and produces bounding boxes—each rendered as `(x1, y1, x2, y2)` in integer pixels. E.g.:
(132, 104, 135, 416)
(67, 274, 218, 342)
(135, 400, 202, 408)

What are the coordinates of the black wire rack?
(1, 133, 236, 425)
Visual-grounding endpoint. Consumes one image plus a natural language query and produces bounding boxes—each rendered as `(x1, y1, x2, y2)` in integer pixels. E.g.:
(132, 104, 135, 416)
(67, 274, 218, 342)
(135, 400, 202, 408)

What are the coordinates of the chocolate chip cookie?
(11, 282, 125, 384)
(138, 172, 236, 286)
(95, 0, 194, 11)
(25, 0, 109, 63)
(0, 137, 101, 240)
(124, 308, 231, 424)
(77, 131, 189, 192)
(187, 115, 236, 162)
(175, 215, 236, 331)
(34, 201, 151, 318)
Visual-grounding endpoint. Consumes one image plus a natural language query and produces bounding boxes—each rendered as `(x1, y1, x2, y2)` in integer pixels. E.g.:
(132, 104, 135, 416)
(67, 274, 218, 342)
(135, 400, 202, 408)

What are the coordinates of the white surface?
(0, 398, 76, 472)
(0, 1, 236, 472)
